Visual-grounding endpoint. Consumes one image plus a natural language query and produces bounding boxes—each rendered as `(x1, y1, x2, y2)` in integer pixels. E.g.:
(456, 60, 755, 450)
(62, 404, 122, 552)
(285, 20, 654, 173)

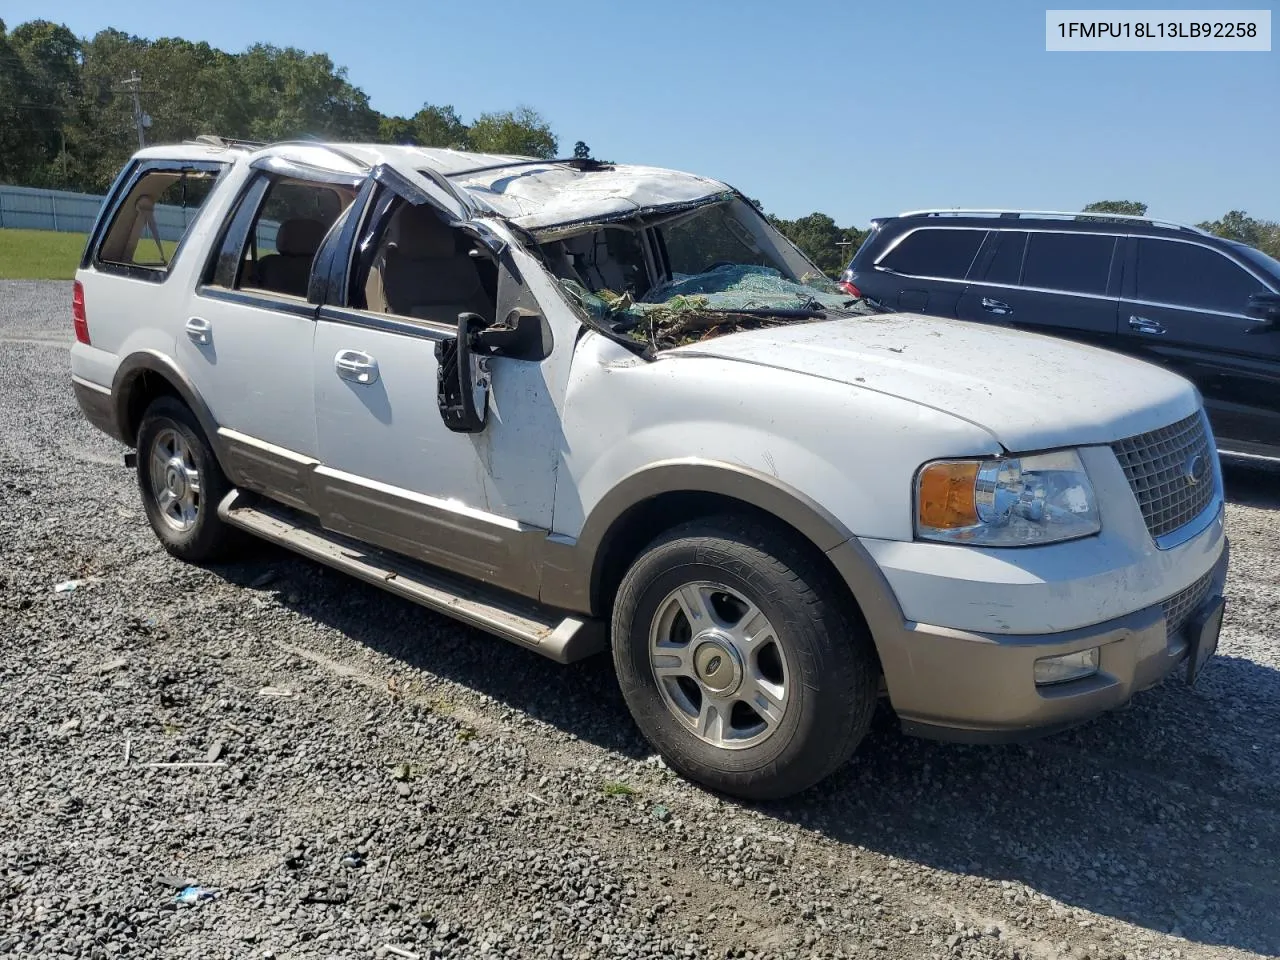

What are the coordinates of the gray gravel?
(2, 278, 1278, 960)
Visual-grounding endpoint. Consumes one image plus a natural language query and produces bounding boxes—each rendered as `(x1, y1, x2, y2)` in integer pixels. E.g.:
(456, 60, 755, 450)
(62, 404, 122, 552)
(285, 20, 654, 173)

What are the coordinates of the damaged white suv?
(71, 138, 1228, 799)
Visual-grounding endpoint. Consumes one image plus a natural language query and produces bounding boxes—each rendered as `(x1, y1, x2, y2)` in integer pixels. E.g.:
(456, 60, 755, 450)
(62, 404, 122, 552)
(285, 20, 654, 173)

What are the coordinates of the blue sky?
(10, 0, 1278, 227)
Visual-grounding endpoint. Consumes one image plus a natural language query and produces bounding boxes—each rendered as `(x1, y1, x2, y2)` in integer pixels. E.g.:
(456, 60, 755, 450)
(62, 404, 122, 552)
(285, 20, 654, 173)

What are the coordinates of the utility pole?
(121, 71, 147, 149)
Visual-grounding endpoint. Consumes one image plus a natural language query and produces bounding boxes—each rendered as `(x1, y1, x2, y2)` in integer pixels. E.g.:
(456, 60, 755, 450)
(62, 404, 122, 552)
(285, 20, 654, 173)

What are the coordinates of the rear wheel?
(136, 396, 240, 563)
(612, 515, 878, 800)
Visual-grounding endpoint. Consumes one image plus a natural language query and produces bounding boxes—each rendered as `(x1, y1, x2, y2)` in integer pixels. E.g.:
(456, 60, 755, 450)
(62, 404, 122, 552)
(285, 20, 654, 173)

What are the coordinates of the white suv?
(70, 138, 1229, 799)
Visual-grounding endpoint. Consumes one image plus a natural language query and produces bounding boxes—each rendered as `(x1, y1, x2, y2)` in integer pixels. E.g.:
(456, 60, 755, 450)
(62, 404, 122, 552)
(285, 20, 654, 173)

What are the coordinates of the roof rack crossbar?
(895, 208, 1211, 237)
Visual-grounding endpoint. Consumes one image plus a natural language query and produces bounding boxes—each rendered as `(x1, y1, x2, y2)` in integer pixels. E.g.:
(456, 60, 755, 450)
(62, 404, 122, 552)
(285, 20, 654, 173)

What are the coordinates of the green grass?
(0, 228, 88, 280)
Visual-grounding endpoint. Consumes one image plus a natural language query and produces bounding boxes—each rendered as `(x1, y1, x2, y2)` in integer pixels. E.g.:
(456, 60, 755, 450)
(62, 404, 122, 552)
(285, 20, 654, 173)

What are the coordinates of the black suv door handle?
(1128, 315, 1166, 336)
(981, 298, 1012, 316)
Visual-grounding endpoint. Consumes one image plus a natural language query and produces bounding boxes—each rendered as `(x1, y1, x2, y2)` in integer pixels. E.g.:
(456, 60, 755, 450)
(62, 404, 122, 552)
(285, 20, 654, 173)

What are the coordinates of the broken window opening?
(539, 198, 885, 354)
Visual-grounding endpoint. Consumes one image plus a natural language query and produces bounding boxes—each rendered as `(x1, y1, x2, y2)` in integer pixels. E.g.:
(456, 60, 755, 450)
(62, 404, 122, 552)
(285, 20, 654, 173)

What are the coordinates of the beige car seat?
(366, 204, 492, 324)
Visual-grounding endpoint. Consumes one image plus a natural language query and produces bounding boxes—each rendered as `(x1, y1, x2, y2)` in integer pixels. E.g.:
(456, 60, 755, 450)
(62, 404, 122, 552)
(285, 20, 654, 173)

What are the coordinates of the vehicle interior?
(358, 200, 498, 324)
(97, 169, 220, 270)
(537, 199, 800, 300)
(238, 178, 357, 298)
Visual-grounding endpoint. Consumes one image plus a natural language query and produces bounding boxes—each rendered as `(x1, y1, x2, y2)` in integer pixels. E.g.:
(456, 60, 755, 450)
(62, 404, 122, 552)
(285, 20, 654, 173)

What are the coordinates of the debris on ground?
(174, 885, 218, 907)
(53, 579, 83, 593)
(257, 686, 295, 698)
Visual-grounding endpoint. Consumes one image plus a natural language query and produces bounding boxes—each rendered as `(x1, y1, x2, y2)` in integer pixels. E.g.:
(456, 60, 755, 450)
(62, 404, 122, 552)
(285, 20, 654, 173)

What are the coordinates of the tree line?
(1, 18, 1274, 275)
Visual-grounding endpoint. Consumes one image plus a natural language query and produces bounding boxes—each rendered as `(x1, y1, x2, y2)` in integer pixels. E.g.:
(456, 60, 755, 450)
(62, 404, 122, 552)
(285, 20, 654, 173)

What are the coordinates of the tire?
(612, 514, 879, 801)
(135, 396, 241, 563)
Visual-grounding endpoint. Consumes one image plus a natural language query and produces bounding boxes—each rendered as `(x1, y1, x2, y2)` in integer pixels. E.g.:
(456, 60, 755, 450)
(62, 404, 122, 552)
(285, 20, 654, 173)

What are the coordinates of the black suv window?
(1134, 239, 1267, 314)
(983, 231, 1027, 284)
(1022, 233, 1116, 295)
(880, 228, 985, 280)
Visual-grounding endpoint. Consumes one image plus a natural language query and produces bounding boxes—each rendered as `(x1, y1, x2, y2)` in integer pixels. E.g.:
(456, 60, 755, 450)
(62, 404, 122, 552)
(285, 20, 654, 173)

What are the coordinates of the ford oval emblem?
(1185, 453, 1208, 486)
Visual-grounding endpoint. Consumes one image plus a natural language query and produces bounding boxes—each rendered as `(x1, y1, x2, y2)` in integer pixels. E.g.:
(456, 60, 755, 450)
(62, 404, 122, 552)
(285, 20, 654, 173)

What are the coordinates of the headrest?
(275, 219, 327, 257)
(392, 205, 458, 259)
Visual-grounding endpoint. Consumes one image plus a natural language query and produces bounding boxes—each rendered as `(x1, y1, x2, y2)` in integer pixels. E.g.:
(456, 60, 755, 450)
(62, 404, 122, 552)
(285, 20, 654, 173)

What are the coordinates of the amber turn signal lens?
(917, 461, 980, 530)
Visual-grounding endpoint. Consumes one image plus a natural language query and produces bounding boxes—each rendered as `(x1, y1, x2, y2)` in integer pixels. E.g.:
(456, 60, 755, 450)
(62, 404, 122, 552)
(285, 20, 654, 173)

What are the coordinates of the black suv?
(841, 210, 1280, 460)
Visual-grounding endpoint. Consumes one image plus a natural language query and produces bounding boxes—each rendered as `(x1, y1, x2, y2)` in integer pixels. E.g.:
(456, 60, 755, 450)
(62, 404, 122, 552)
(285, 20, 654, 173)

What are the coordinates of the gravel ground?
(2, 278, 1278, 960)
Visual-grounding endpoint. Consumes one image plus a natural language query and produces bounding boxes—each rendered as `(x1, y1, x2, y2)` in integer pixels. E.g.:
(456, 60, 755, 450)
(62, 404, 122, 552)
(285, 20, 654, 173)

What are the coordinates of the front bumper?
(859, 541, 1229, 743)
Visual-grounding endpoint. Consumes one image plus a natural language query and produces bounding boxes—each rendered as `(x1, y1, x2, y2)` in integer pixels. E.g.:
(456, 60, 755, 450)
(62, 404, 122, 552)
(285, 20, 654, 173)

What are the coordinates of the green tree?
(1198, 210, 1280, 260)
(0, 20, 43, 184)
(1081, 200, 1148, 217)
(411, 104, 467, 149)
(467, 106, 557, 158)
(769, 212, 865, 275)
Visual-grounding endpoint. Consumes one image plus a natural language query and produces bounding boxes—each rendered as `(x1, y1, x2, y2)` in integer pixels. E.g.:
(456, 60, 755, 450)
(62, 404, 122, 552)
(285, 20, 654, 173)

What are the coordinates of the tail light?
(838, 280, 862, 298)
(72, 281, 90, 344)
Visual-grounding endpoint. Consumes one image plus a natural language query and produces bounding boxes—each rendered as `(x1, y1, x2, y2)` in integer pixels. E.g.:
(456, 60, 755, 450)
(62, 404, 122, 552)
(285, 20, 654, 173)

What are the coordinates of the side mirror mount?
(474, 308, 553, 361)
(1245, 292, 1280, 334)
(435, 312, 491, 432)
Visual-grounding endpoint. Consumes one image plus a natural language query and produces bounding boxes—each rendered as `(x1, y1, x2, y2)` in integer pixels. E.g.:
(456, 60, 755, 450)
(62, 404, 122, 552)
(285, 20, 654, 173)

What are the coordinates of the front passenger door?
(310, 191, 563, 597)
(1119, 237, 1280, 450)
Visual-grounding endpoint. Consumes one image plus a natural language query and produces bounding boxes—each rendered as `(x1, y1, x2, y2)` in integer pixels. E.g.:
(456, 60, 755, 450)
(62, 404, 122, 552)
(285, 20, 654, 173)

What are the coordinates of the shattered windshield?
(542, 198, 884, 353)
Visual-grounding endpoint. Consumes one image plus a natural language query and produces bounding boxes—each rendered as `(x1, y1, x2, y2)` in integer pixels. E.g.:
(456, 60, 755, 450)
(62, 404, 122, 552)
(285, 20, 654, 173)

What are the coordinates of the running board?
(217, 490, 606, 664)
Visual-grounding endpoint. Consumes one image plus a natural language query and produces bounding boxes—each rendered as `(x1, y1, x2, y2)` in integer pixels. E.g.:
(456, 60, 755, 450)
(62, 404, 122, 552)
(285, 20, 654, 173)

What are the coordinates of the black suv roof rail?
(895, 208, 1212, 238)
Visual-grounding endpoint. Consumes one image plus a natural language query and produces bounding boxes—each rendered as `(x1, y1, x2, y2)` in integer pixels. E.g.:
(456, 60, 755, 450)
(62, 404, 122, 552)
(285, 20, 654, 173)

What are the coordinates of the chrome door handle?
(185, 316, 212, 345)
(1128, 315, 1166, 336)
(334, 349, 379, 384)
(981, 298, 1012, 316)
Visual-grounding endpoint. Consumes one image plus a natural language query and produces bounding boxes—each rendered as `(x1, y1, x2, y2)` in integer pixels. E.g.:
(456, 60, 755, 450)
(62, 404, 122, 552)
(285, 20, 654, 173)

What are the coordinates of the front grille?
(1111, 412, 1216, 541)
(1161, 568, 1216, 642)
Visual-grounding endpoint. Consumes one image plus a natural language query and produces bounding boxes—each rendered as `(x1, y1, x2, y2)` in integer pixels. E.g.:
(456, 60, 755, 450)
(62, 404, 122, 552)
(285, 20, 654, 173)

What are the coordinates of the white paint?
(669, 313, 1201, 452)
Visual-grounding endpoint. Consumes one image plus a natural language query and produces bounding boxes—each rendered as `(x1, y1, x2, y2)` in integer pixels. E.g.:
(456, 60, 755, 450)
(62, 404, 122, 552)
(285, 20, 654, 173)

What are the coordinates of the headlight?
(915, 450, 1100, 546)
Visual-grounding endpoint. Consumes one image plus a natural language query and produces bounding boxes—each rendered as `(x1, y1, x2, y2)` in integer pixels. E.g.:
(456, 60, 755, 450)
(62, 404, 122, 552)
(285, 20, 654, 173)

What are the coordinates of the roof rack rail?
(186, 135, 264, 150)
(895, 208, 1211, 237)
(444, 155, 614, 179)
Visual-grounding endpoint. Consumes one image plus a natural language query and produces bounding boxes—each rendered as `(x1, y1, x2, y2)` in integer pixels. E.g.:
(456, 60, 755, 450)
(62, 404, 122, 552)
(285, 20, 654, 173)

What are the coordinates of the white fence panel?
(0, 184, 227, 244)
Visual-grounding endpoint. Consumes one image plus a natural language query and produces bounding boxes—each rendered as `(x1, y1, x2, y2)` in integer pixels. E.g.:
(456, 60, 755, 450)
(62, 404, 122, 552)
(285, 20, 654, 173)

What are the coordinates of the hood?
(667, 313, 1201, 451)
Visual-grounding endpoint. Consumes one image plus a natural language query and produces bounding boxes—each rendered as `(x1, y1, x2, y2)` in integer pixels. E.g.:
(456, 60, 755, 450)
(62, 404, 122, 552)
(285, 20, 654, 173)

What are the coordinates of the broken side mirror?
(435, 313, 491, 433)
(473, 308, 554, 361)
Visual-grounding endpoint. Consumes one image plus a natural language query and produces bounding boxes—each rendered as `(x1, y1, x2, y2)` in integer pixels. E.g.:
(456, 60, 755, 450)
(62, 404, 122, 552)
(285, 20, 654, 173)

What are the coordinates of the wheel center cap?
(165, 458, 187, 498)
(692, 636, 742, 696)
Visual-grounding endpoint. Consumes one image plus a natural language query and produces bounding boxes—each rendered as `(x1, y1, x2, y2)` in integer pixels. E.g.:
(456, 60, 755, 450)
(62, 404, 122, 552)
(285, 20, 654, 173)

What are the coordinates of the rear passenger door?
(957, 230, 1121, 349)
(872, 227, 986, 315)
(1119, 237, 1280, 450)
(181, 165, 361, 511)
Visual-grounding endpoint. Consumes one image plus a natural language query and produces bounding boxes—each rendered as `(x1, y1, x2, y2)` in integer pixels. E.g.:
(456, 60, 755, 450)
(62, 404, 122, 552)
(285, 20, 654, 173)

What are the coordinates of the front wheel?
(612, 515, 879, 800)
